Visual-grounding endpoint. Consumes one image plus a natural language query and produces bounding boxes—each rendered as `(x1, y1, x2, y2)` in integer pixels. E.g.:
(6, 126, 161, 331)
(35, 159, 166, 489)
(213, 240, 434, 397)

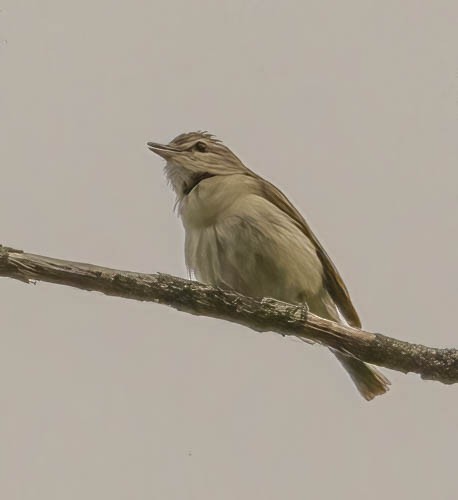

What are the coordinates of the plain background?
(1, 1, 457, 499)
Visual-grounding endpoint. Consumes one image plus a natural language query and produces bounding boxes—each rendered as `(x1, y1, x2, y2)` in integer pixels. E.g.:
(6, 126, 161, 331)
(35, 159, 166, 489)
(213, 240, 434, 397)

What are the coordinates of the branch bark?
(1, 244, 457, 384)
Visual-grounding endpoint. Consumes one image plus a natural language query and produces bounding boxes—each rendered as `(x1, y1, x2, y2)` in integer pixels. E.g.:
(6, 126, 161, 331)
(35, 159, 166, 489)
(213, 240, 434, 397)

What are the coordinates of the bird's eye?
(194, 141, 207, 153)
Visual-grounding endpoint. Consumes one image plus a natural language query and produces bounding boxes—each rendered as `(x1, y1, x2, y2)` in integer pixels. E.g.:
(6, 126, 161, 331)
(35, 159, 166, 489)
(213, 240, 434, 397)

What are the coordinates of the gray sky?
(1, 1, 457, 498)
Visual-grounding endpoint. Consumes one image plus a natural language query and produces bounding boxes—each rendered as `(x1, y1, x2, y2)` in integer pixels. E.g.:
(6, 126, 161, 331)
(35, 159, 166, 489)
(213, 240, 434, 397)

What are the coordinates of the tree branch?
(1, 244, 457, 384)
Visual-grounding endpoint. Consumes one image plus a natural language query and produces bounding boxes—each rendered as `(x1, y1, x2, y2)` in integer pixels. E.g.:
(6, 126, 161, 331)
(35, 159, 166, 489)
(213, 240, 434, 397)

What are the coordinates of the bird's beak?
(146, 141, 180, 159)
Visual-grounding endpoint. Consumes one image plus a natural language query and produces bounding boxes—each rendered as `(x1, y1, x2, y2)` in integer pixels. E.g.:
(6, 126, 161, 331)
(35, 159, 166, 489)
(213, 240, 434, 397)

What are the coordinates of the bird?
(147, 131, 390, 400)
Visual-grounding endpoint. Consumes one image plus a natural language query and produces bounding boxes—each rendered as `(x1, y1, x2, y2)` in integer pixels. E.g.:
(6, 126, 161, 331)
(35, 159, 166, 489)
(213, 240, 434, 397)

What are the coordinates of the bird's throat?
(183, 172, 215, 195)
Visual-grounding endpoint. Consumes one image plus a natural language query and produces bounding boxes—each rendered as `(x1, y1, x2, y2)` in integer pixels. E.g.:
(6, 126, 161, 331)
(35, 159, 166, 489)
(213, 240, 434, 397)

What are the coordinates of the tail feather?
(333, 352, 390, 401)
(310, 292, 391, 401)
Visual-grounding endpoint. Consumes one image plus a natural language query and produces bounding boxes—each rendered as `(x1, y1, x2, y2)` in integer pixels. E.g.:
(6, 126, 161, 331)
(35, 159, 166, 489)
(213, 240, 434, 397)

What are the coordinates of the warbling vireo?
(147, 131, 390, 400)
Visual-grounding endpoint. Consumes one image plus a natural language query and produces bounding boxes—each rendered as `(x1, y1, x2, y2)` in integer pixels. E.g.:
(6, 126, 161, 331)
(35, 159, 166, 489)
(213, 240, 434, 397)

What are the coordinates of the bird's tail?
(312, 292, 390, 401)
(332, 351, 390, 401)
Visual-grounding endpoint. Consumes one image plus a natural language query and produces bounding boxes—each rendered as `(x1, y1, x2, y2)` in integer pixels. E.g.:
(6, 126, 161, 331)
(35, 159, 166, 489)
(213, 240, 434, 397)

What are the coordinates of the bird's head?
(147, 131, 249, 199)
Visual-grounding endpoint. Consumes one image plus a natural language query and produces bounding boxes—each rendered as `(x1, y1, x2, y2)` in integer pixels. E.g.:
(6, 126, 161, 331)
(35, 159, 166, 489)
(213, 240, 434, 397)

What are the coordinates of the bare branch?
(1, 244, 457, 384)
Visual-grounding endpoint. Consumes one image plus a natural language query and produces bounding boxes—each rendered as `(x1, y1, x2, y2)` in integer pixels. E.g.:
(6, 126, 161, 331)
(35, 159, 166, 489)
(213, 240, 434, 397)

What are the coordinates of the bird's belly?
(184, 214, 324, 305)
